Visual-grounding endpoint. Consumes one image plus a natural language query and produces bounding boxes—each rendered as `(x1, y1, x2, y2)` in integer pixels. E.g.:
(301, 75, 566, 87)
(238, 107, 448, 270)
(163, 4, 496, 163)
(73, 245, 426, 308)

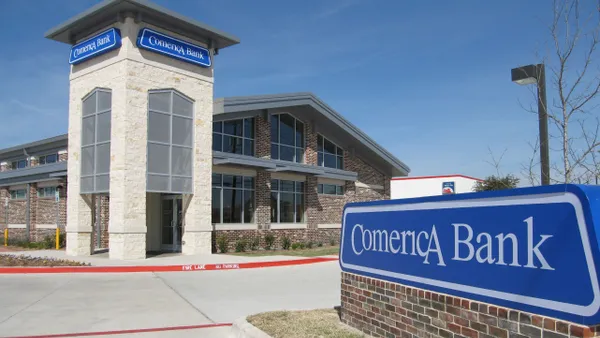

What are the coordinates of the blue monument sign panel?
(69, 28, 121, 65)
(339, 184, 600, 324)
(137, 28, 211, 67)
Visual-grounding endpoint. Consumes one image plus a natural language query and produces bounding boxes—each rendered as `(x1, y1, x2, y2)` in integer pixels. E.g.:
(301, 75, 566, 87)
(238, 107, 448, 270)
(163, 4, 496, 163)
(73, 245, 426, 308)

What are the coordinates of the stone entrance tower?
(45, 0, 239, 259)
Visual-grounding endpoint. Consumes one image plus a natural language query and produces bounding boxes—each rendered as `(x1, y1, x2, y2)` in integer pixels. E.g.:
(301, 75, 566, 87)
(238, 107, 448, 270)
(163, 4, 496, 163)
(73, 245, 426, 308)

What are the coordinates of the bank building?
(0, 0, 410, 260)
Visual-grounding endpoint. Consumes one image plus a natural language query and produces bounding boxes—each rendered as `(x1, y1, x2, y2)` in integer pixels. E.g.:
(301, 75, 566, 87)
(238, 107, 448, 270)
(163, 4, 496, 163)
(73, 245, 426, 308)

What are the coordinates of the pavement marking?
(0, 257, 338, 274)
(2, 323, 232, 338)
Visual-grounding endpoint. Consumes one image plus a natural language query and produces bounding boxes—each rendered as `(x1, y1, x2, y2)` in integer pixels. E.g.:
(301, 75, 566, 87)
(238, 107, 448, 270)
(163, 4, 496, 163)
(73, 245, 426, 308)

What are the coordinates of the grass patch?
(248, 308, 366, 338)
(230, 245, 339, 257)
(0, 254, 90, 267)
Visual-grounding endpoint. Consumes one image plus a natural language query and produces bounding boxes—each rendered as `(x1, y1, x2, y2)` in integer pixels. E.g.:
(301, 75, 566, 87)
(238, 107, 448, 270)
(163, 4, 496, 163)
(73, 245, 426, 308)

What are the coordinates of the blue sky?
(0, 0, 588, 182)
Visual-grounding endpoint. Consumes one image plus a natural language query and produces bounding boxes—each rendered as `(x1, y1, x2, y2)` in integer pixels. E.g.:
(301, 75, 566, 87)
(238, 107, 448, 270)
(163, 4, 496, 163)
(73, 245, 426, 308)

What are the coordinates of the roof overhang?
(212, 151, 358, 181)
(0, 162, 68, 187)
(214, 93, 410, 177)
(44, 0, 240, 50)
(0, 134, 68, 160)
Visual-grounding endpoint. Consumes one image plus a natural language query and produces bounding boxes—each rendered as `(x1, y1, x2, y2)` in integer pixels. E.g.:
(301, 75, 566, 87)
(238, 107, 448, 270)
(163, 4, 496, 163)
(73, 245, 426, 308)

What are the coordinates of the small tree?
(473, 175, 520, 192)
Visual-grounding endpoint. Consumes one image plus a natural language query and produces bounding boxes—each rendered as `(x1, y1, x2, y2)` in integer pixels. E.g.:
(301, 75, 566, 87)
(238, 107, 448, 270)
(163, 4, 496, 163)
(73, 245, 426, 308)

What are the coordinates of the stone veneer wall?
(341, 272, 599, 338)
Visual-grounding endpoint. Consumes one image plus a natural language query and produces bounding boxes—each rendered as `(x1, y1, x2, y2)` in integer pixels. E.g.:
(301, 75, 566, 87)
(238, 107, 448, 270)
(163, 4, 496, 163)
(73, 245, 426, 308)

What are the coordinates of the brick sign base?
(341, 272, 600, 338)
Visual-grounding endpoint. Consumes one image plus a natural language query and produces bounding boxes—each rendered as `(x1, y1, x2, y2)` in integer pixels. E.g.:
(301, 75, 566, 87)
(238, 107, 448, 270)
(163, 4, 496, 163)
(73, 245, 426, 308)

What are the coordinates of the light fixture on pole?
(511, 63, 550, 186)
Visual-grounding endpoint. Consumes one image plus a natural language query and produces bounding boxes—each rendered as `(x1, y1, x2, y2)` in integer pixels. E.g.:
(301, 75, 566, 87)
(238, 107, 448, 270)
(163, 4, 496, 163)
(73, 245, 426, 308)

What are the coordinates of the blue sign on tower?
(69, 28, 121, 65)
(136, 28, 211, 67)
(339, 184, 600, 324)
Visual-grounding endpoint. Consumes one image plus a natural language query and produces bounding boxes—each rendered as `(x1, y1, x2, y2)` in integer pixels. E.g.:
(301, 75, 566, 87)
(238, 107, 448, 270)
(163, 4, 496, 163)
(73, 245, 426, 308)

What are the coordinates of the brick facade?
(91, 195, 110, 249)
(341, 272, 599, 338)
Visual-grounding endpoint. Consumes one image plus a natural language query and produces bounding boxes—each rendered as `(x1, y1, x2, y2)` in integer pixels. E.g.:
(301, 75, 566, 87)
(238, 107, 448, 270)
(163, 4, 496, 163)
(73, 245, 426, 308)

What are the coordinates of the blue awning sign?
(339, 184, 600, 324)
(136, 28, 211, 67)
(69, 28, 121, 65)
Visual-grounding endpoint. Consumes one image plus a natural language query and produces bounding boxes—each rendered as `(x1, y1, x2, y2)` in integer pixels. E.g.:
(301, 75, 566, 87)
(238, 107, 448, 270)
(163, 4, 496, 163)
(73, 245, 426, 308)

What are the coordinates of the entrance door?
(161, 195, 183, 252)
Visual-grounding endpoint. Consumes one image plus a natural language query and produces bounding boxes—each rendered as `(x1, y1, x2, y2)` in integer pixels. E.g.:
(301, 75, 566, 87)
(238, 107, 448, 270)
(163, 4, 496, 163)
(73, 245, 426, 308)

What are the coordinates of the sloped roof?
(45, 0, 240, 49)
(214, 92, 410, 177)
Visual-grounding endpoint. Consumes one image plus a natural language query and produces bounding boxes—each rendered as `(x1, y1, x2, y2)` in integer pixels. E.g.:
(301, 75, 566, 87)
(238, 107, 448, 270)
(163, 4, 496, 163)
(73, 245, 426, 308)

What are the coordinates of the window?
(39, 154, 58, 165)
(10, 189, 26, 200)
(81, 88, 112, 193)
(37, 187, 57, 198)
(271, 114, 304, 163)
(212, 173, 255, 224)
(318, 135, 344, 169)
(318, 183, 345, 196)
(147, 90, 194, 194)
(213, 118, 254, 156)
(271, 179, 305, 223)
(11, 160, 27, 169)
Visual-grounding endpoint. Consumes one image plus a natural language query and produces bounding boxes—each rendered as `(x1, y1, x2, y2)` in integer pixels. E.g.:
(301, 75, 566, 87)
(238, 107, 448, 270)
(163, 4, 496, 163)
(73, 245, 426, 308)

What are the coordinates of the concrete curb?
(0, 257, 338, 274)
(230, 317, 272, 338)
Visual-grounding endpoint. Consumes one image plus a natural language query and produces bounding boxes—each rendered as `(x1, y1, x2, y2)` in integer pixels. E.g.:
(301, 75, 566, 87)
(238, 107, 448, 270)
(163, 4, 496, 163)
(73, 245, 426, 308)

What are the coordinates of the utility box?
(390, 175, 482, 199)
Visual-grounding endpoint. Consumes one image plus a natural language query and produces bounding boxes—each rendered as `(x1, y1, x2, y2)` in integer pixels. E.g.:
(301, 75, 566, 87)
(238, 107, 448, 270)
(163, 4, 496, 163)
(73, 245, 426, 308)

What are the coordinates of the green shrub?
(329, 238, 336, 246)
(250, 237, 260, 251)
(217, 235, 228, 253)
(306, 241, 314, 249)
(264, 233, 275, 250)
(235, 239, 247, 253)
(317, 242, 323, 247)
(282, 236, 291, 250)
(291, 242, 300, 250)
(298, 242, 306, 250)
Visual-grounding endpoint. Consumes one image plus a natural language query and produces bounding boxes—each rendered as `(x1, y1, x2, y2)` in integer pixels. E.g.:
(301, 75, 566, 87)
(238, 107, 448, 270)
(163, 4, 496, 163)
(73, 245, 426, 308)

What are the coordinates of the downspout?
(26, 183, 30, 240)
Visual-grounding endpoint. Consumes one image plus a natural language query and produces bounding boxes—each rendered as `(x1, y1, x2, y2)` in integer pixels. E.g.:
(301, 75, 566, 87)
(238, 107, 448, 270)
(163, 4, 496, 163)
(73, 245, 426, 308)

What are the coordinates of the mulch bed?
(0, 254, 90, 267)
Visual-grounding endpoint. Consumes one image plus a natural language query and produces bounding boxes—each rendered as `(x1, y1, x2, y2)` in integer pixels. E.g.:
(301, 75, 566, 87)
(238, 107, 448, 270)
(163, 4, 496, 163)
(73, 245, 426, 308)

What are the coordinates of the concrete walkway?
(1, 249, 321, 266)
(0, 259, 341, 337)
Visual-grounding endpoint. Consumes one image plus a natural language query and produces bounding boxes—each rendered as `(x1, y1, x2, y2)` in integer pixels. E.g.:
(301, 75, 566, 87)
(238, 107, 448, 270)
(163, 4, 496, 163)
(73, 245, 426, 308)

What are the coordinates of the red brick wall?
(305, 120, 318, 165)
(255, 170, 271, 230)
(341, 272, 600, 338)
(91, 195, 110, 249)
(256, 114, 271, 159)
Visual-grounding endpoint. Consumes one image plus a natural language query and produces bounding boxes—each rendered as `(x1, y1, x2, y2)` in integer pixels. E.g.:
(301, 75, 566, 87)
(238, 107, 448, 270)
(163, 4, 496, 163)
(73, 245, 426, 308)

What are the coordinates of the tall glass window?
(212, 118, 254, 156)
(81, 88, 111, 194)
(271, 113, 304, 163)
(147, 90, 194, 193)
(212, 173, 255, 224)
(271, 179, 304, 223)
(317, 134, 344, 169)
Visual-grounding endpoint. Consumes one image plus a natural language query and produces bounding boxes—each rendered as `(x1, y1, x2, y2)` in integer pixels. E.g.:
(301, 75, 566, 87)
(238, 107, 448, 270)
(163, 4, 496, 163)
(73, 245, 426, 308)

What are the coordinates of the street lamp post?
(511, 63, 550, 186)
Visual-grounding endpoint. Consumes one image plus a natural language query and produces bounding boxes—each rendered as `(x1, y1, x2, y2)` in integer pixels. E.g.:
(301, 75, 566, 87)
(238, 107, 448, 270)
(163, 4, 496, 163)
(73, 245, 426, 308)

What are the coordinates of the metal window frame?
(9, 189, 27, 200)
(38, 153, 59, 165)
(270, 178, 305, 224)
(317, 133, 344, 170)
(270, 113, 306, 164)
(147, 89, 195, 194)
(80, 88, 112, 194)
(317, 183, 344, 196)
(37, 186, 57, 198)
(212, 117, 255, 156)
(211, 173, 255, 224)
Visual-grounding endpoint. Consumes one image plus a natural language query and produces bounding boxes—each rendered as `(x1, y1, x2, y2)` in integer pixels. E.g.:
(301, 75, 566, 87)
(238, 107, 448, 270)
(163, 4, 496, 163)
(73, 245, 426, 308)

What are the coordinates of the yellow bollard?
(55, 228, 60, 250)
(4, 228, 7, 247)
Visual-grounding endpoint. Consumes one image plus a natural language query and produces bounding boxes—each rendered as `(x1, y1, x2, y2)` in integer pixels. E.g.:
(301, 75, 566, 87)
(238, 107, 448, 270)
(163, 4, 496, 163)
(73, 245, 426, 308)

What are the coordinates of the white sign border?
(69, 28, 119, 65)
(137, 28, 212, 68)
(340, 192, 600, 317)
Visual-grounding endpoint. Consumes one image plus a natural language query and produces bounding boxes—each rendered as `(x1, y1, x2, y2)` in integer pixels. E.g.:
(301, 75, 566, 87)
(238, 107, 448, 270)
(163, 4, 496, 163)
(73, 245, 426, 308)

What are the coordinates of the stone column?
(306, 176, 319, 229)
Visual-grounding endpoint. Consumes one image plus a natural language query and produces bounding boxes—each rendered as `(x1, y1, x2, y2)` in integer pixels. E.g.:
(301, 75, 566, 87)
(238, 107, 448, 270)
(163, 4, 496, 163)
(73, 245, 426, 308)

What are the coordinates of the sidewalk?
(0, 249, 327, 266)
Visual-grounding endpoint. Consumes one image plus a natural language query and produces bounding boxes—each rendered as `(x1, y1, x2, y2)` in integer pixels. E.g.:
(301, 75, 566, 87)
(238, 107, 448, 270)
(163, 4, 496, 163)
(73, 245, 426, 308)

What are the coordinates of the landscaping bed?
(230, 245, 339, 257)
(247, 309, 366, 338)
(0, 254, 90, 267)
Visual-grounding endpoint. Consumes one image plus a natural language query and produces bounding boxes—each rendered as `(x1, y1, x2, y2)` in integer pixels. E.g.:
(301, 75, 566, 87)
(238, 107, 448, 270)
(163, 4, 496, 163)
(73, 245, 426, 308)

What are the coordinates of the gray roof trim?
(268, 162, 325, 175)
(212, 152, 277, 169)
(50, 171, 68, 177)
(0, 176, 65, 188)
(216, 92, 410, 176)
(0, 162, 68, 181)
(0, 134, 68, 157)
(317, 172, 358, 181)
(44, 0, 240, 49)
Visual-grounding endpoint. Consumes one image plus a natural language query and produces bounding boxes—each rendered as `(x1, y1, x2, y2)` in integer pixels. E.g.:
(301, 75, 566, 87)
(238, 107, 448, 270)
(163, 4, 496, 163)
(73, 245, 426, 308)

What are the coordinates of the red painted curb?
(0, 256, 338, 274)
(3, 323, 232, 338)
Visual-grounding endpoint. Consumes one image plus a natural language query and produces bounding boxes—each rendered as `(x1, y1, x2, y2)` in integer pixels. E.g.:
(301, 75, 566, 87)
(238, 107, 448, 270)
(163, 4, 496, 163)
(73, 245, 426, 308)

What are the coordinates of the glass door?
(161, 195, 182, 252)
